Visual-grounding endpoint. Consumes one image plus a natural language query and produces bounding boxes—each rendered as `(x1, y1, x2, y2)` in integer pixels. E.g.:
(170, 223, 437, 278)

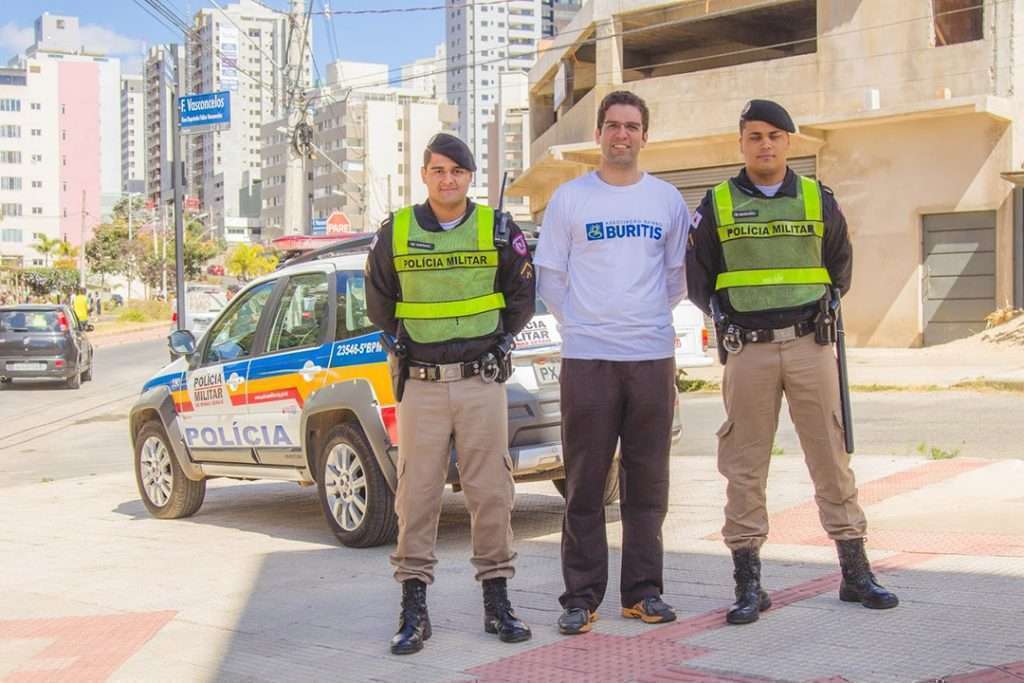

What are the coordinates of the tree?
(226, 244, 278, 281)
(31, 235, 61, 268)
(85, 221, 130, 281)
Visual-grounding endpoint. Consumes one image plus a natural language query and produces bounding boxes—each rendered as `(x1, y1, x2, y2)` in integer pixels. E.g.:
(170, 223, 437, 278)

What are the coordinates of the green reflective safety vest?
(712, 175, 832, 313)
(392, 204, 505, 344)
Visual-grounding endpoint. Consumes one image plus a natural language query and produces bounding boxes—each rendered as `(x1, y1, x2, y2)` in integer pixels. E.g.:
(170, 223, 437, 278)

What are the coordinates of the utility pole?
(79, 189, 86, 288)
(282, 0, 311, 236)
(172, 99, 185, 328)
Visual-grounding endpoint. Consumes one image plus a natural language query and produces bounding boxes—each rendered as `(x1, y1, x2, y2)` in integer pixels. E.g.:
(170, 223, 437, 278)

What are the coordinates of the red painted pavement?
(0, 610, 175, 682)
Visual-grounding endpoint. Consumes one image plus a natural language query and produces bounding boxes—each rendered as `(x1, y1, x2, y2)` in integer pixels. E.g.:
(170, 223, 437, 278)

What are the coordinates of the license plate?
(532, 358, 561, 386)
(9, 362, 46, 371)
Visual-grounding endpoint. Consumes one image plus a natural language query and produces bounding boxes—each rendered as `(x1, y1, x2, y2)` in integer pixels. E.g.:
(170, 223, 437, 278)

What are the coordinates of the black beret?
(740, 99, 796, 133)
(425, 133, 476, 172)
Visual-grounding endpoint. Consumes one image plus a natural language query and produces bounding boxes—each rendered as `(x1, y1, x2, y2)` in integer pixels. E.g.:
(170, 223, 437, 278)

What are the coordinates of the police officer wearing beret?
(366, 133, 535, 654)
(686, 100, 899, 626)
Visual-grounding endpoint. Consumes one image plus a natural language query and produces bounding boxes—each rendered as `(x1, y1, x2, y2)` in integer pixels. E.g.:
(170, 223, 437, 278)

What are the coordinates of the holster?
(380, 333, 408, 402)
(814, 297, 837, 345)
(482, 333, 515, 383)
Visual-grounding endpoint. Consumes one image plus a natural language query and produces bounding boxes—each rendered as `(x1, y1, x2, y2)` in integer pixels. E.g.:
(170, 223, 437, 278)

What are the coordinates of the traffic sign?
(178, 91, 231, 134)
(311, 218, 327, 236)
(326, 211, 352, 234)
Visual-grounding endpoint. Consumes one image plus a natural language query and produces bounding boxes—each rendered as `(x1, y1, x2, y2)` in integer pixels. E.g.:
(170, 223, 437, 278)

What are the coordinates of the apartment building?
(446, 0, 543, 202)
(401, 44, 447, 99)
(120, 75, 145, 194)
(0, 13, 121, 268)
(260, 62, 456, 238)
(486, 70, 533, 225)
(187, 0, 310, 241)
(542, 0, 583, 37)
(144, 44, 188, 212)
(513, 0, 1020, 347)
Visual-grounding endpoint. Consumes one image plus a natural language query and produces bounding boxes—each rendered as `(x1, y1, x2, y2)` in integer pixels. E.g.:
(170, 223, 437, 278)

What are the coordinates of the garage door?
(653, 156, 817, 211)
(922, 211, 996, 345)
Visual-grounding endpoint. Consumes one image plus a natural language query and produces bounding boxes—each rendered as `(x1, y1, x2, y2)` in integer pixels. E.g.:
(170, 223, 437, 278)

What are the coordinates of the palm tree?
(31, 235, 61, 268)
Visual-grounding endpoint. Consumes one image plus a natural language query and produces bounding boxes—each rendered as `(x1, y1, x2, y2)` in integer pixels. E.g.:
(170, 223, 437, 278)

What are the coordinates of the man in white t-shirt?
(535, 90, 690, 635)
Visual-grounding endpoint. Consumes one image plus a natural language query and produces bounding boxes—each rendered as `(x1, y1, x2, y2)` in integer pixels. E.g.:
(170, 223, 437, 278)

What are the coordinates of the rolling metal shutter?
(922, 211, 996, 345)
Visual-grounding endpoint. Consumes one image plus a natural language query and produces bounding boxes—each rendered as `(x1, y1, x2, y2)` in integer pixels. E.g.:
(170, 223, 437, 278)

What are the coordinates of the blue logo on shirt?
(585, 221, 663, 241)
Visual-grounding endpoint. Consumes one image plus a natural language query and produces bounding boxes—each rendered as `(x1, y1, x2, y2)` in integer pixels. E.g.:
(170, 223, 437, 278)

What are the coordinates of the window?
(31, 129, 41, 136)
(0, 125, 20, 138)
(934, 0, 983, 45)
(334, 271, 374, 340)
(266, 272, 330, 352)
(30, 102, 40, 110)
(1, 203, 22, 217)
(204, 280, 275, 364)
(31, 154, 41, 163)
(0, 177, 21, 190)
(31, 206, 42, 215)
(0, 99, 20, 112)
(1, 228, 23, 242)
(0, 151, 20, 164)
(32, 180, 41, 188)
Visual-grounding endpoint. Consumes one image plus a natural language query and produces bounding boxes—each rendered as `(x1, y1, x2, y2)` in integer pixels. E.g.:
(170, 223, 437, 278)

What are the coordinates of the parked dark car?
(0, 304, 94, 389)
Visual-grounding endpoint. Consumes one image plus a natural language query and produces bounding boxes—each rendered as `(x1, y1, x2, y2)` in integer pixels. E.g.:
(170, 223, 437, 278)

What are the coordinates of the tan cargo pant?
(390, 375, 516, 584)
(718, 333, 867, 550)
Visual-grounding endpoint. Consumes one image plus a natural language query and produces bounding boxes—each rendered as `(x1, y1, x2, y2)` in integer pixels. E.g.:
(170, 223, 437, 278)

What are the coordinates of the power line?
(310, 0, 512, 15)
(326, 0, 998, 99)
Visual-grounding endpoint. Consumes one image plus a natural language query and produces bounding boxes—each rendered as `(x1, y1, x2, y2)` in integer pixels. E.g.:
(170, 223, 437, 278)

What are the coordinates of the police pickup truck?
(129, 238, 683, 547)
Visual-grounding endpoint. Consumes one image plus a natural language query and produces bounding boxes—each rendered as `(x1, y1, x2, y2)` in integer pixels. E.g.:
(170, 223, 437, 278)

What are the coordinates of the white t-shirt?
(535, 171, 690, 361)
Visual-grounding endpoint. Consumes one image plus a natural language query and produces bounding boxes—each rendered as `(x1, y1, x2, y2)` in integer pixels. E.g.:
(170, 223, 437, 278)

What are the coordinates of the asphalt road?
(0, 337, 170, 488)
(0, 337, 1021, 489)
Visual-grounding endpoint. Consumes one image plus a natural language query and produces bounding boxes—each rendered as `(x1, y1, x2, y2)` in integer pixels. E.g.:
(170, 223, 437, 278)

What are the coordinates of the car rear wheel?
(134, 421, 206, 519)
(553, 460, 621, 506)
(317, 422, 397, 548)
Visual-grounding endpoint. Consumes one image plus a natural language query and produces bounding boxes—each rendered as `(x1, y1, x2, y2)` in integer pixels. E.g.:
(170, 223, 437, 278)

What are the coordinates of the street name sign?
(178, 91, 231, 135)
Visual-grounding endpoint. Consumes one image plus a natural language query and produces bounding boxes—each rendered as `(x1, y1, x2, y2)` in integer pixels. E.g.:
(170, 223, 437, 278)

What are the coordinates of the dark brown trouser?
(559, 357, 677, 610)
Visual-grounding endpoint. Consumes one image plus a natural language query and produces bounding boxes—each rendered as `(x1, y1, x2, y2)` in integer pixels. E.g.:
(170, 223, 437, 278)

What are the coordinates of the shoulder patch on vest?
(408, 240, 435, 250)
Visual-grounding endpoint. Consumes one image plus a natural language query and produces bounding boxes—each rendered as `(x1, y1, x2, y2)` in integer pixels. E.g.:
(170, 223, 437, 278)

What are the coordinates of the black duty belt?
(408, 359, 483, 382)
(739, 319, 815, 344)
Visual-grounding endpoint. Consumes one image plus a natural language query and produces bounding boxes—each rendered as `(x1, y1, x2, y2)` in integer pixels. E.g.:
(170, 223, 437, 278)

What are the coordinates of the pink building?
(0, 13, 121, 268)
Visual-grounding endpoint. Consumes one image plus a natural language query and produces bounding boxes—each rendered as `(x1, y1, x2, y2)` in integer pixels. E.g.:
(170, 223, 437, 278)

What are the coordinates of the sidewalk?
(2, 454, 1023, 681)
(685, 343, 1024, 389)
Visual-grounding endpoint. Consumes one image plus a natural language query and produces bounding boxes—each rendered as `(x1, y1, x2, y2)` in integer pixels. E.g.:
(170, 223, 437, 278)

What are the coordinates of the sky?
(0, 1, 446, 79)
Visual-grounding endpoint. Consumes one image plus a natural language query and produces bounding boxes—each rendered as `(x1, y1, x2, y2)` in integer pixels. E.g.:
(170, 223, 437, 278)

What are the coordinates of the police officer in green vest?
(686, 100, 899, 626)
(366, 133, 535, 655)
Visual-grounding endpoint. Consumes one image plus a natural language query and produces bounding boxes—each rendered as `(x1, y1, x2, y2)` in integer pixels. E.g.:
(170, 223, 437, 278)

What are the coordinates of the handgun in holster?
(380, 333, 409, 402)
(709, 294, 731, 365)
(814, 295, 837, 345)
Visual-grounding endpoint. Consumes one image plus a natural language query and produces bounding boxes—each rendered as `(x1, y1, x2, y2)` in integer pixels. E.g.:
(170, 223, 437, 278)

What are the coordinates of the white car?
(171, 285, 227, 342)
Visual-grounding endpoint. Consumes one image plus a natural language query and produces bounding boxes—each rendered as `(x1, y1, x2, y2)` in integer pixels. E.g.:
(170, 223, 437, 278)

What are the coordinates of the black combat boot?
(389, 579, 431, 655)
(726, 547, 772, 625)
(836, 538, 899, 609)
(482, 577, 532, 643)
